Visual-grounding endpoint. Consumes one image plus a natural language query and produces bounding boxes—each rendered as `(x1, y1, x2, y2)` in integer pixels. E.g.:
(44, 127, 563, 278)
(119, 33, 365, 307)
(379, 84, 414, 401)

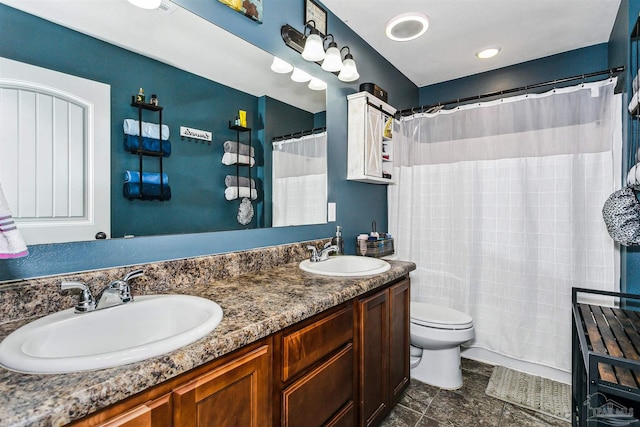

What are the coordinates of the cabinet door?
(357, 290, 389, 427)
(96, 394, 171, 427)
(173, 344, 271, 427)
(388, 279, 410, 402)
(364, 103, 383, 178)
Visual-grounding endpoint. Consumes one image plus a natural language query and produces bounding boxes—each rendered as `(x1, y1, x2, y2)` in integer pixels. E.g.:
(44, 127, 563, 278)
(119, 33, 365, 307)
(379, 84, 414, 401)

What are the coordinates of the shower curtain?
(272, 131, 327, 227)
(389, 79, 621, 372)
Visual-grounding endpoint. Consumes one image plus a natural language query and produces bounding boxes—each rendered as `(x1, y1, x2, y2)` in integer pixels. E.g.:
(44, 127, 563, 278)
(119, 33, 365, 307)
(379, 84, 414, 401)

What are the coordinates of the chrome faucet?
(61, 269, 144, 313)
(307, 243, 340, 262)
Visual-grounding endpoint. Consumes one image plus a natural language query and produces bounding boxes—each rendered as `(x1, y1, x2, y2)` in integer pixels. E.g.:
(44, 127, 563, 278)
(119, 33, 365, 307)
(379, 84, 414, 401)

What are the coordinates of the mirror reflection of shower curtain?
(272, 131, 327, 227)
(389, 79, 621, 373)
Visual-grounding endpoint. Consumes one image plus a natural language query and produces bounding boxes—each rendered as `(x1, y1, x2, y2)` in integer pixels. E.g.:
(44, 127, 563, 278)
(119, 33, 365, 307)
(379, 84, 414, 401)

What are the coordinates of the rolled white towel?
(224, 186, 257, 201)
(123, 119, 170, 140)
(629, 91, 639, 115)
(222, 152, 255, 166)
(628, 163, 640, 187)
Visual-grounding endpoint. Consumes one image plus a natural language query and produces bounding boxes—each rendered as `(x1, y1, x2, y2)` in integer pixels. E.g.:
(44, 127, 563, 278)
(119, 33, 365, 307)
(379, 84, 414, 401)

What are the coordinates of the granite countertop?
(0, 259, 415, 427)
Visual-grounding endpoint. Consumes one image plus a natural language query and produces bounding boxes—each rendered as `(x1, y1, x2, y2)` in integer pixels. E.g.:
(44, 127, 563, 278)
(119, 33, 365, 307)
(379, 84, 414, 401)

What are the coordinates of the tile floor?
(381, 358, 571, 427)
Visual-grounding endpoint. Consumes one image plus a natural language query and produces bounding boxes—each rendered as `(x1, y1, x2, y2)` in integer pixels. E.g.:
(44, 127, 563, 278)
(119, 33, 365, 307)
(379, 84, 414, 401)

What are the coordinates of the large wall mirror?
(0, 1, 327, 245)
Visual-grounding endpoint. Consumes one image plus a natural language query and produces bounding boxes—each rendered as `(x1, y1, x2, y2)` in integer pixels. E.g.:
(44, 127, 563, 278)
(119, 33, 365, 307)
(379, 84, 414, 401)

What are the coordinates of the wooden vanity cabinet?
(173, 343, 271, 427)
(70, 339, 272, 427)
(273, 303, 356, 427)
(356, 278, 410, 427)
(94, 394, 172, 427)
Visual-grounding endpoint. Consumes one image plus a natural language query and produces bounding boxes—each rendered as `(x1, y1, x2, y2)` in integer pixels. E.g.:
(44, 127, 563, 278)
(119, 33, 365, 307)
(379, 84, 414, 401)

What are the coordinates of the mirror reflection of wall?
(0, 1, 327, 243)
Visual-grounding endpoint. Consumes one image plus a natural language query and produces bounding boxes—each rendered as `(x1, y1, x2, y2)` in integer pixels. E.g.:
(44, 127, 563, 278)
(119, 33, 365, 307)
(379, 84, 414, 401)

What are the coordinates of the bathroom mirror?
(0, 1, 327, 244)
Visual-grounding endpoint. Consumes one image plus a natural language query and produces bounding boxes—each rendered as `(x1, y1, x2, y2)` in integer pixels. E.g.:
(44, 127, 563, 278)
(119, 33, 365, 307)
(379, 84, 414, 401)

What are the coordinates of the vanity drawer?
(281, 305, 353, 382)
(282, 343, 354, 427)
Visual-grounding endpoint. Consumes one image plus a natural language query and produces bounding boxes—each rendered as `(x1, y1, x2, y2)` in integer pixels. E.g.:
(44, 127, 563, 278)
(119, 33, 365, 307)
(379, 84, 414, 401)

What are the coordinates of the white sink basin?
(0, 294, 223, 374)
(299, 255, 390, 277)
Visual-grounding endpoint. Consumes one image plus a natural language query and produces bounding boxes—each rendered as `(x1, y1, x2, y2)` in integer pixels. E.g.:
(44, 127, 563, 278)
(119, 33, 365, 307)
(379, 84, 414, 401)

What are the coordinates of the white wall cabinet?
(347, 92, 396, 184)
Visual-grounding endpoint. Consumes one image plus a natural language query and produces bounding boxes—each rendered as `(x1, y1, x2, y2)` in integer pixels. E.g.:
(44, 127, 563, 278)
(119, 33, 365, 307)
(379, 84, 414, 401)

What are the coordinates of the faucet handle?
(123, 268, 144, 283)
(61, 281, 96, 313)
(307, 245, 321, 262)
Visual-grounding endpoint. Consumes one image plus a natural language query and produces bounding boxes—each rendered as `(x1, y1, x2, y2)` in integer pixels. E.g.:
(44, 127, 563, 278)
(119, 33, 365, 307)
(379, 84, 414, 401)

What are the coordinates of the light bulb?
(308, 78, 327, 91)
(338, 57, 359, 82)
(301, 33, 326, 62)
(127, 0, 161, 9)
(321, 44, 343, 72)
(270, 57, 293, 73)
(291, 67, 312, 83)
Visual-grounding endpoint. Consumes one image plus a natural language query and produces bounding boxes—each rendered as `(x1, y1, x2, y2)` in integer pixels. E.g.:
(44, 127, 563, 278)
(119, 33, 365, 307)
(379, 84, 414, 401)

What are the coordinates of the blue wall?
(0, 1, 417, 281)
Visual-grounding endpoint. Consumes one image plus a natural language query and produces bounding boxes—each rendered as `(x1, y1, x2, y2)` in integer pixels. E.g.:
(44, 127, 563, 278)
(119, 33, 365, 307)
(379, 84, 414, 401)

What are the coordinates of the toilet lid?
(410, 302, 473, 329)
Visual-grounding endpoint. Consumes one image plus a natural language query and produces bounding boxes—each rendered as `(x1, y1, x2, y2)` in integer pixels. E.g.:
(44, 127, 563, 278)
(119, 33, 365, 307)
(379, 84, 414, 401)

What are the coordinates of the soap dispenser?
(332, 226, 344, 255)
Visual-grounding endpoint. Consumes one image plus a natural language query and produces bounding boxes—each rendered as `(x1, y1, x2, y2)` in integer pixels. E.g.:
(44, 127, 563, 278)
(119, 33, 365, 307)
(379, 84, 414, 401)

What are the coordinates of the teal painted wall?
(0, 1, 417, 281)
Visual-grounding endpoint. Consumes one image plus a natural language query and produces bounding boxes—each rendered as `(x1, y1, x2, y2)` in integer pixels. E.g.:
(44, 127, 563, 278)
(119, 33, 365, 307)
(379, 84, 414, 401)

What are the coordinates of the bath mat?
(485, 365, 571, 422)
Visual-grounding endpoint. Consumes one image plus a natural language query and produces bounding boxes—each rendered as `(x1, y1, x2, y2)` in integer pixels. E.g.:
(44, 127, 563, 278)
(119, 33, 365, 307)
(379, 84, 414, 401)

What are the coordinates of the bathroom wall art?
(218, 0, 263, 23)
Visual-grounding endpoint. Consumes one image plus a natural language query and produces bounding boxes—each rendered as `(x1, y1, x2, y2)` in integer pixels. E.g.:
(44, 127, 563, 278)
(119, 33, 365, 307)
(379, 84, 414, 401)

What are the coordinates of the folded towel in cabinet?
(124, 135, 171, 157)
(124, 171, 169, 185)
(223, 140, 254, 157)
(221, 152, 254, 166)
(224, 186, 257, 201)
(123, 119, 170, 140)
(225, 175, 256, 189)
(123, 183, 171, 200)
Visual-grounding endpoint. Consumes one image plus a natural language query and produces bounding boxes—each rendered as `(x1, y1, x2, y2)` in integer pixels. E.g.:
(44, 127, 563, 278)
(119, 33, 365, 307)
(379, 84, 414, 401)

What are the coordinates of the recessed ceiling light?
(476, 47, 501, 59)
(385, 12, 429, 42)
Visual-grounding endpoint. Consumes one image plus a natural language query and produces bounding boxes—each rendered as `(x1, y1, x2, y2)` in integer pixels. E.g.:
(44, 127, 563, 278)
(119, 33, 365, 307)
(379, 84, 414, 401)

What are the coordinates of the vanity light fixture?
(308, 78, 327, 91)
(321, 34, 343, 72)
(476, 47, 501, 59)
(291, 67, 313, 83)
(271, 56, 294, 73)
(127, 0, 162, 9)
(385, 12, 429, 42)
(338, 47, 359, 82)
(280, 23, 360, 83)
(301, 20, 326, 62)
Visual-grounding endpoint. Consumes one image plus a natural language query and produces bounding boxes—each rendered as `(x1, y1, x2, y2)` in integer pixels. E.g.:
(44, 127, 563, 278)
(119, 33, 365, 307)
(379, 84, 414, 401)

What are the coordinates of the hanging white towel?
(224, 186, 257, 201)
(222, 152, 255, 167)
(0, 184, 28, 259)
(123, 119, 170, 140)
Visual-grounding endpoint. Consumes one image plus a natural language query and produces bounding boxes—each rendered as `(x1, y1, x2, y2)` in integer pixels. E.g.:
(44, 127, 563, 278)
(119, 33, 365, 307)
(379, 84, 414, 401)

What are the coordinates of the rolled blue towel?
(123, 119, 170, 140)
(124, 171, 169, 185)
(123, 183, 171, 200)
(124, 134, 171, 157)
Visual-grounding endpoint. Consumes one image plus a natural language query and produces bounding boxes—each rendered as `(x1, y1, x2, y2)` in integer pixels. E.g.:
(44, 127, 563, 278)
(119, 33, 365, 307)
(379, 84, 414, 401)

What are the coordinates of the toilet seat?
(410, 302, 473, 330)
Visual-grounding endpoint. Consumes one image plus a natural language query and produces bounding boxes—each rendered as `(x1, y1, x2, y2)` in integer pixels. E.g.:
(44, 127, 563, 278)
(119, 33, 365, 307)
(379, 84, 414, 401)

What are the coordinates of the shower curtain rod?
(272, 126, 326, 142)
(396, 65, 625, 117)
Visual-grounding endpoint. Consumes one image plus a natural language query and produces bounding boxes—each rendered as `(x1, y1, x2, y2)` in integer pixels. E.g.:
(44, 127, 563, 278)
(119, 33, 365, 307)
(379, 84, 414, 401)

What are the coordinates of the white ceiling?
(4, 0, 623, 102)
(321, 0, 622, 87)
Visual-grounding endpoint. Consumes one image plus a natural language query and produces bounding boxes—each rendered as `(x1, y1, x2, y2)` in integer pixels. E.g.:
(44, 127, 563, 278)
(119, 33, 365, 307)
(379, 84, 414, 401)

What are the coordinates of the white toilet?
(409, 301, 475, 390)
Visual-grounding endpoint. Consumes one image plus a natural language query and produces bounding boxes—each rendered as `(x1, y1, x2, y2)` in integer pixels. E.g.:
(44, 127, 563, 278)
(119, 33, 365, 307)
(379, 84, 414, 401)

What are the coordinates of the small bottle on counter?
(136, 87, 145, 103)
(331, 226, 344, 255)
(150, 94, 158, 106)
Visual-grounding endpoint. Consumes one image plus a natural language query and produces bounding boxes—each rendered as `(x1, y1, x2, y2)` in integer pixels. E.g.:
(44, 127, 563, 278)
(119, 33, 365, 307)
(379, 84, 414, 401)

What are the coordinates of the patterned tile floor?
(381, 359, 571, 427)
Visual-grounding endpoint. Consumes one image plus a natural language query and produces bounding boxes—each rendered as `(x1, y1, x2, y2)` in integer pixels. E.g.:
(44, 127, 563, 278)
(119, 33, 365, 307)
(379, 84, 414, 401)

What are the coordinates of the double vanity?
(0, 240, 415, 427)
